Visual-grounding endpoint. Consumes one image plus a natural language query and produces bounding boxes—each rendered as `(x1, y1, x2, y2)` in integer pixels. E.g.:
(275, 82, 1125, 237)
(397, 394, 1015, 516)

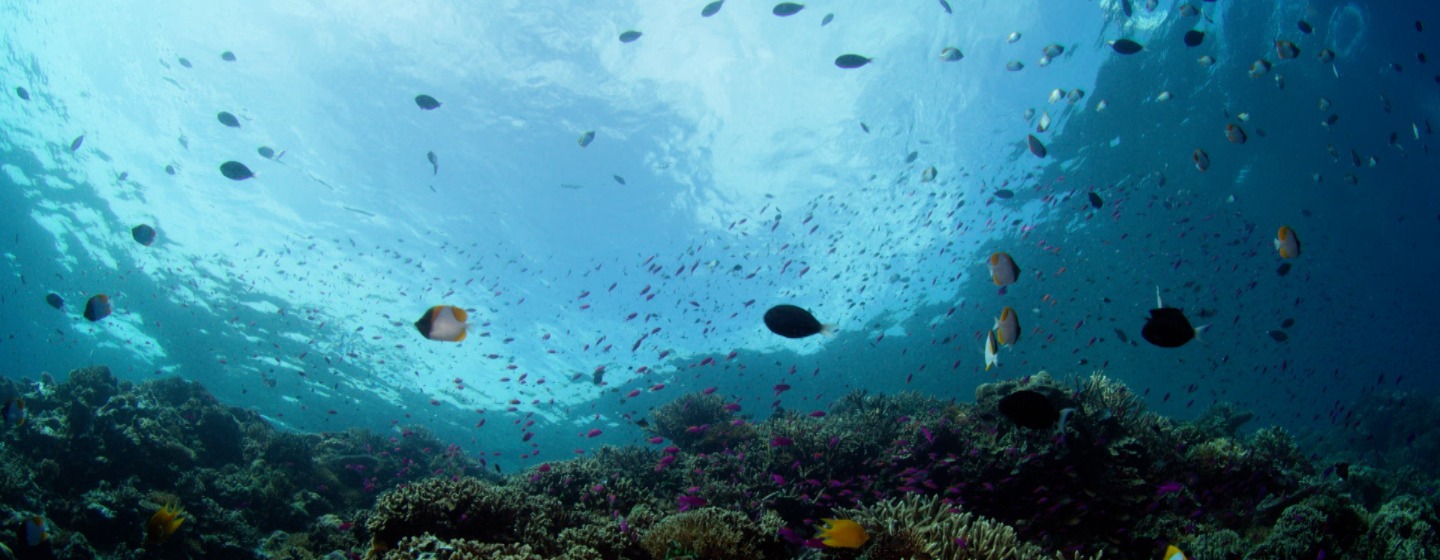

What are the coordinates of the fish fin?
(819, 324, 837, 337)
(1193, 324, 1209, 342)
(1155, 285, 1163, 308)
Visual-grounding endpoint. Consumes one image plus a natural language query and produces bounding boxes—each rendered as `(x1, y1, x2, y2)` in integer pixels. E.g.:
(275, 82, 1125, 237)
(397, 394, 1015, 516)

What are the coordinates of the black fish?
(1113, 328, 1129, 344)
(258, 146, 276, 159)
(773, 2, 804, 16)
(415, 94, 441, 110)
(1087, 192, 1103, 209)
(70, 135, 85, 152)
(427, 151, 438, 175)
(763, 304, 830, 339)
(1120, 0, 1132, 16)
(1276, 262, 1292, 276)
(131, 224, 157, 246)
(178, 57, 192, 68)
(999, 390, 1059, 430)
(1110, 39, 1144, 54)
(221, 51, 236, 61)
(619, 30, 642, 43)
(1281, 318, 1295, 328)
(905, 151, 918, 163)
(938, 0, 952, 14)
(612, 175, 626, 185)
(1183, 30, 1204, 47)
(217, 111, 240, 128)
(1298, 20, 1313, 34)
(15, 86, 29, 100)
(1026, 135, 1047, 158)
(860, 122, 870, 133)
(1142, 290, 1198, 348)
(220, 161, 254, 180)
(835, 54, 871, 69)
(701, 1, 723, 17)
(45, 293, 64, 309)
(84, 294, 112, 322)
(1267, 330, 1289, 342)
(994, 189, 1015, 199)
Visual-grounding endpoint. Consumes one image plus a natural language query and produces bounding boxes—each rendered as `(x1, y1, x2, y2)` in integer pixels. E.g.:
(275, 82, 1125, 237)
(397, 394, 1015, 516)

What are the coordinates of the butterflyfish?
(772, 2, 804, 16)
(84, 294, 112, 322)
(4, 398, 25, 426)
(763, 304, 834, 339)
(987, 252, 1020, 286)
(414, 305, 471, 342)
(984, 329, 999, 371)
(1274, 226, 1301, 259)
(578, 131, 595, 147)
(145, 498, 186, 545)
(23, 516, 47, 546)
(131, 224, 157, 246)
(1192, 148, 1210, 172)
(1225, 124, 1247, 144)
(815, 518, 868, 548)
(1163, 545, 1189, 560)
(994, 306, 1020, 346)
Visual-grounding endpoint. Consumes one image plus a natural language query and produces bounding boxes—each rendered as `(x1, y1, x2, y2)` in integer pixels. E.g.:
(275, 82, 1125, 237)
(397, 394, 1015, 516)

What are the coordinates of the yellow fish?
(815, 518, 869, 548)
(1163, 544, 1189, 560)
(145, 498, 186, 545)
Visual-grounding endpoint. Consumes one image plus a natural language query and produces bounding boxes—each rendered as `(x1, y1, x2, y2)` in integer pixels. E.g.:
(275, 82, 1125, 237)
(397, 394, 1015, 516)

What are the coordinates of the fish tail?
(820, 324, 837, 337)
(1193, 324, 1210, 342)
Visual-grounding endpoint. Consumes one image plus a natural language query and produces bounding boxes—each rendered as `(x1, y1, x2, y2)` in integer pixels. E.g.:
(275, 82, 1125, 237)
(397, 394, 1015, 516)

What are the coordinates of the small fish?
(1183, 30, 1204, 47)
(1197, 55, 1216, 66)
(145, 498, 186, 545)
(22, 516, 46, 546)
(177, 57, 191, 68)
(1043, 44, 1064, 58)
(131, 224, 157, 246)
(1274, 226, 1300, 259)
(1087, 191, 1103, 209)
(414, 94, 441, 110)
(1317, 49, 1334, 63)
(1277, 262, 1293, 276)
(427, 151, 438, 175)
(258, 146, 276, 159)
(1006, 60, 1025, 71)
(70, 135, 85, 152)
(612, 175, 626, 185)
(984, 329, 1000, 370)
(701, 1, 723, 17)
(1249, 59, 1271, 78)
(1156, 91, 1172, 102)
(46, 293, 64, 309)
(1096, 99, 1108, 111)
(84, 294, 112, 322)
(1066, 89, 1086, 104)
(1007, 32, 1022, 43)
(1036, 111, 1051, 133)
(217, 111, 240, 128)
(1026, 134, 1047, 158)
(1225, 124, 1247, 144)
(772, 2, 804, 17)
(940, 47, 964, 61)
(921, 166, 937, 182)
(1178, 3, 1199, 16)
(220, 161, 254, 180)
(1318, 97, 1331, 111)
(578, 131, 596, 147)
(618, 30, 642, 43)
(165, 165, 176, 175)
(1192, 148, 1210, 172)
(1049, 89, 1066, 103)
(1275, 40, 1300, 60)
(834, 54, 871, 69)
(1297, 20, 1313, 34)
(815, 518, 868, 548)
(4, 398, 26, 426)
(938, 0, 952, 14)
(1119, 0, 1133, 17)
(994, 188, 1015, 199)
(414, 305, 472, 342)
(220, 51, 236, 61)
(1109, 39, 1144, 54)
(987, 252, 1020, 286)
(1164, 545, 1189, 560)
(763, 304, 834, 339)
(15, 86, 30, 100)
(1267, 330, 1289, 342)
(994, 306, 1020, 345)
(820, 13, 833, 26)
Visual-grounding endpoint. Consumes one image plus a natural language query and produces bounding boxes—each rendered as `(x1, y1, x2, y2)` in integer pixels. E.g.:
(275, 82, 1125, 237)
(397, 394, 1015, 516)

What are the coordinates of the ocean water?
(2, 0, 1439, 531)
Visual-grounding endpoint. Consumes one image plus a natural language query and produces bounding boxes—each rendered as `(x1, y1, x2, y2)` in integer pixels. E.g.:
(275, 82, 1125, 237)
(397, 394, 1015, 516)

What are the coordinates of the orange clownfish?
(1163, 544, 1190, 560)
(994, 306, 1020, 346)
(815, 518, 869, 548)
(145, 498, 185, 545)
(1274, 226, 1301, 259)
(414, 305, 471, 342)
(988, 252, 1020, 287)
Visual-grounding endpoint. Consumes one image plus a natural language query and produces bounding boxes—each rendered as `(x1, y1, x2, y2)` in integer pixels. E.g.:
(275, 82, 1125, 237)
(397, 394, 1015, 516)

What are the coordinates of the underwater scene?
(2, 0, 1439, 559)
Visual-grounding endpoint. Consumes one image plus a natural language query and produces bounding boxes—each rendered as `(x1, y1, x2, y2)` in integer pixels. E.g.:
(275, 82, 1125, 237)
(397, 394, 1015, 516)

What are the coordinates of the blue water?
(2, 0, 1438, 472)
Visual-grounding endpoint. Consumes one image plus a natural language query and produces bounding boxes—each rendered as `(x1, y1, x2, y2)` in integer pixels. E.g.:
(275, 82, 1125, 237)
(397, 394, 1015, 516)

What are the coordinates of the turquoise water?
(2, 0, 1438, 477)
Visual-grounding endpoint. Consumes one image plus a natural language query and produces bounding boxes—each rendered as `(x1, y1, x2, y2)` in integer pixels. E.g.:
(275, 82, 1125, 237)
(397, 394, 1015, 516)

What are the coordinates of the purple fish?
(1156, 482, 1184, 495)
(676, 494, 707, 512)
(770, 436, 794, 447)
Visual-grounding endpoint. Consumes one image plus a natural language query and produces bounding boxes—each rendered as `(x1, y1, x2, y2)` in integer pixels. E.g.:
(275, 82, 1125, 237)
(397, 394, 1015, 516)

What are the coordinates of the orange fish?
(1274, 226, 1301, 259)
(994, 306, 1020, 346)
(815, 518, 869, 548)
(145, 498, 185, 545)
(414, 305, 471, 342)
(1225, 124, 1247, 144)
(988, 252, 1020, 286)
(1192, 148, 1210, 172)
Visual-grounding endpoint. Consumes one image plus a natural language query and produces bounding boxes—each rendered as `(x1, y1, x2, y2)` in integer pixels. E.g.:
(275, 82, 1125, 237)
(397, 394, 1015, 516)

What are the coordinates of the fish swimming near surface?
(84, 294, 112, 322)
(46, 293, 64, 309)
(1275, 40, 1300, 60)
(414, 305, 472, 342)
(1274, 226, 1301, 258)
(820, 13, 833, 26)
(415, 94, 441, 110)
(1027, 135, 1047, 158)
(835, 54, 871, 69)
(4, 398, 26, 426)
(1225, 124, 1247, 144)
(1006, 61, 1025, 71)
(16, 86, 30, 100)
(217, 111, 240, 128)
(772, 2, 804, 16)
(1192, 148, 1210, 172)
(258, 146, 276, 159)
(220, 51, 236, 61)
(1142, 287, 1203, 348)
(1109, 39, 1144, 54)
(22, 516, 47, 546)
(987, 251, 1020, 286)
(763, 304, 834, 339)
(220, 161, 254, 180)
(814, 518, 868, 548)
(1043, 44, 1064, 58)
(999, 390, 1059, 429)
(939, 47, 963, 61)
(578, 131, 595, 147)
(1249, 59, 1271, 78)
(920, 166, 937, 182)
(145, 498, 186, 545)
(131, 224, 157, 246)
(619, 30, 642, 43)
(701, 1, 723, 17)
(70, 135, 85, 152)
(427, 151, 438, 175)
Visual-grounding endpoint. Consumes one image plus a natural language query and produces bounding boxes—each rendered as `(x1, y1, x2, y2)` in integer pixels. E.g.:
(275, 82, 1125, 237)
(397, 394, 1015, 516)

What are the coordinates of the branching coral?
(839, 495, 1101, 560)
(638, 507, 786, 560)
(365, 477, 563, 558)
(649, 393, 755, 454)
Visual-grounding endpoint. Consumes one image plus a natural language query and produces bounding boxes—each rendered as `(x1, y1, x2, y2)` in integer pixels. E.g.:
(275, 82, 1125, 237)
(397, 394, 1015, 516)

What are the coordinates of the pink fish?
(586, 429, 603, 438)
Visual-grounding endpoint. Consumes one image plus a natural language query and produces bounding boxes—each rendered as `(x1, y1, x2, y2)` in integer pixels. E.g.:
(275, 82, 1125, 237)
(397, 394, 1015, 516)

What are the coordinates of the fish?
(1297, 20, 1313, 34)
(1275, 40, 1300, 60)
(701, 1, 723, 17)
(258, 146, 276, 159)
(1043, 44, 1064, 58)
(46, 293, 64, 309)
(427, 151, 438, 175)
(612, 175, 626, 185)
(772, 2, 804, 16)
(1197, 55, 1216, 66)
(994, 189, 1015, 199)
(999, 390, 1058, 429)
(22, 516, 46, 546)
(1049, 89, 1065, 103)
(1120, 0, 1132, 16)
(1006, 61, 1025, 71)
(1317, 49, 1334, 63)
(815, 518, 868, 548)
(1191, 148, 1210, 172)
(4, 398, 25, 426)
(84, 294, 112, 322)
(165, 165, 176, 175)
(1225, 124, 1247, 144)
(15, 86, 30, 100)
(1026, 135, 1047, 158)
(938, 0, 952, 14)
(921, 166, 937, 182)
(1007, 32, 1022, 43)
(1183, 30, 1204, 47)
(1142, 287, 1202, 348)
(578, 131, 596, 147)
(1096, 99, 1108, 111)
(1156, 91, 1172, 102)
(1268, 330, 1289, 342)
(414, 94, 441, 110)
(763, 304, 834, 339)
(994, 306, 1020, 345)
(1178, 3, 1199, 16)
(1087, 191, 1103, 209)
(834, 54, 871, 69)
(220, 161, 254, 180)
(145, 498, 186, 545)
(1066, 89, 1086, 104)
(618, 30, 642, 43)
(1109, 39, 1144, 54)
(987, 252, 1020, 286)
(177, 57, 191, 68)
(939, 47, 964, 61)
(221, 51, 236, 61)
(1318, 97, 1331, 111)
(1248, 59, 1271, 78)
(217, 111, 240, 128)
(821, 13, 833, 26)
(1163, 545, 1190, 560)
(984, 329, 1000, 370)
(131, 224, 157, 246)
(70, 135, 85, 152)
(1036, 111, 1051, 133)
(1274, 226, 1300, 258)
